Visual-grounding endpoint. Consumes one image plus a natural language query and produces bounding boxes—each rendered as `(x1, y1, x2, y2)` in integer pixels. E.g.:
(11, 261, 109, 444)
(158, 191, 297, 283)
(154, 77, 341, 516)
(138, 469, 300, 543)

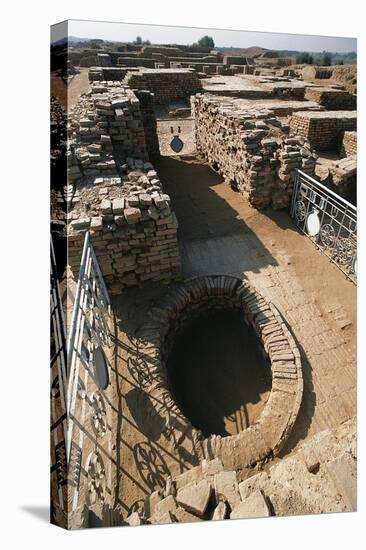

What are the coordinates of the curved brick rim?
(136, 275, 303, 471)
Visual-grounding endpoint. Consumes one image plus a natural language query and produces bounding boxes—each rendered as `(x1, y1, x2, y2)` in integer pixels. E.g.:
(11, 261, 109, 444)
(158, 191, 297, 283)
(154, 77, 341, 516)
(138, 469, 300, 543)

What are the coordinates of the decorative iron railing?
(50, 237, 68, 512)
(51, 232, 112, 517)
(65, 232, 112, 511)
(66, 232, 111, 422)
(291, 169, 357, 283)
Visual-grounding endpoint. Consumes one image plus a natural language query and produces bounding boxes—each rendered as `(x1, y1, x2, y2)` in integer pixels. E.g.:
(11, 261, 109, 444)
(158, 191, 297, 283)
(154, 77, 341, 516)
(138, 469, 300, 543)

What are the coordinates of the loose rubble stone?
(214, 471, 241, 509)
(176, 479, 212, 516)
(230, 491, 271, 519)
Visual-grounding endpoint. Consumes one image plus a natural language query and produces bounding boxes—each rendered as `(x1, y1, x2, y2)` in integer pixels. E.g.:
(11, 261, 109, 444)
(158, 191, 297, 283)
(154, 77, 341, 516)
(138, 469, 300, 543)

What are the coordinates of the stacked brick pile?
(67, 167, 181, 292)
(289, 110, 357, 151)
(341, 130, 357, 157)
(124, 68, 202, 104)
(68, 82, 152, 185)
(304, 87, 356, 110)
(66, 81, 180, 291)
(192, 94, 316, 209)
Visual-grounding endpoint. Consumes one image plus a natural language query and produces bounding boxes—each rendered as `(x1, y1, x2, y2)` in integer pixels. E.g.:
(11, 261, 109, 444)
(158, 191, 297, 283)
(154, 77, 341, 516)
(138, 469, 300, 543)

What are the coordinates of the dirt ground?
(111, 154, 356, 515)
(51, 67, 90, 110)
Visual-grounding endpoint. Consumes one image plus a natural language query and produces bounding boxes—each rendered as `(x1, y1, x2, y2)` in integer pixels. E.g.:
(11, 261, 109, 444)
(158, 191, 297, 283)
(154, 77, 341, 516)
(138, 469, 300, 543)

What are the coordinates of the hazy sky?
(51, 19, 357, 53)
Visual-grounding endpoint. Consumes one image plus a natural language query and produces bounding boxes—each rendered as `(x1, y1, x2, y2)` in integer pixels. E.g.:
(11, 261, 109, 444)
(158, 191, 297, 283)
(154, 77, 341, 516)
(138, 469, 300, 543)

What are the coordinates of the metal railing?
(65, 232, 111, 511)
(66, 231, 111, 441)
(291, 169, 357, 283)
(51, 232, 112, 516)
(50, 237, 68, 511)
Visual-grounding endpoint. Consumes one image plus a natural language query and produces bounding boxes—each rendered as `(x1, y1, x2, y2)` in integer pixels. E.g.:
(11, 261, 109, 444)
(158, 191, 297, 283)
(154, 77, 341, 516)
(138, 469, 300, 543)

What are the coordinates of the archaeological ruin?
(51, 28, 357, 530)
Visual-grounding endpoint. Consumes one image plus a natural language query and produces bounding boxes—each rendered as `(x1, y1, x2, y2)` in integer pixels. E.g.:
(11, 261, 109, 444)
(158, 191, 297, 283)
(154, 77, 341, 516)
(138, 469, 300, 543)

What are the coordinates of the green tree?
(320, 51, 332, 66)
(195, 35, 215, 48)
(135, 36, 142, 44)
(296, 52, 314, 64)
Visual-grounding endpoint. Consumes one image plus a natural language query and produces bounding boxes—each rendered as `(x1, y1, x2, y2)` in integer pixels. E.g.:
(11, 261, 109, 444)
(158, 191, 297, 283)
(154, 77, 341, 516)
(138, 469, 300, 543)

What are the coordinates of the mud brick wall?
(289, 111, 357, 152)
(97, 53, 111, 67)
(124, 69, 202, 104)
(89, 67, 128, 82)
(117, 57, 156, 68)
(192, 94, 316, 209)
(301, 66, 333, 80)
(67, 169, 181, 293)
(134, 90, 160, 160)
(341, 131, 357, 157)
(223, 55, 248, 65)
(304, 87, 356, 110)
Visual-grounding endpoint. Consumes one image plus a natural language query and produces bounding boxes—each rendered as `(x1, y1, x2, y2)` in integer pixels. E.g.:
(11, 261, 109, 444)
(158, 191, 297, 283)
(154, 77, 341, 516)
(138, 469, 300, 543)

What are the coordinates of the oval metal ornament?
(352, 256, 357, 274)
(306, 208, 320, 236)
(170, 135, 184, 153)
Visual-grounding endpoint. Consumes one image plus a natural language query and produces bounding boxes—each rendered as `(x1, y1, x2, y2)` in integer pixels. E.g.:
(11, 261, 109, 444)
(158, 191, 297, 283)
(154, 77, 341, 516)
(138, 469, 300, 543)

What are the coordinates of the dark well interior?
(165, 305, 272, 437)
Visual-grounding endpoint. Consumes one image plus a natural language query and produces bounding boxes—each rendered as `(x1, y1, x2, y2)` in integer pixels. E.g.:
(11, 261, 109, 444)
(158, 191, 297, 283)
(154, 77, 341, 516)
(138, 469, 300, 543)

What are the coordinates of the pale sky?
(51, 19, 356, 53)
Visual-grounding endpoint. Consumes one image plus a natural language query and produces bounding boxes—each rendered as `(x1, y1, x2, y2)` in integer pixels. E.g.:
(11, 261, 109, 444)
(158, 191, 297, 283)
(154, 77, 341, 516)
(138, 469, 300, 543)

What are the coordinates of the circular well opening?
(166, 305, 272, 438)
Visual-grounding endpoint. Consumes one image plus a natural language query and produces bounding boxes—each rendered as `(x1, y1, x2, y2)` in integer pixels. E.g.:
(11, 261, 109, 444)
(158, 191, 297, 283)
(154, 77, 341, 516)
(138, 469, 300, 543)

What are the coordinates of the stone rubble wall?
(124, 68, 202, 104)
(304, 87, 356, 111)
(192, 94, 317, 209)
(341, 130, 357, 158)
(124, 417, 356, 525)
(289, 110, 357, 152)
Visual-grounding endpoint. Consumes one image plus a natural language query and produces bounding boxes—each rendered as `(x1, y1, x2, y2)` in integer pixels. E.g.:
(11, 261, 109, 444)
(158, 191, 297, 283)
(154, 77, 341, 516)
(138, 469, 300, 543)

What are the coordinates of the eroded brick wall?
(289, 111, 357, 151)
(124, 68, 202, 104)
(192, 94, 316, 209)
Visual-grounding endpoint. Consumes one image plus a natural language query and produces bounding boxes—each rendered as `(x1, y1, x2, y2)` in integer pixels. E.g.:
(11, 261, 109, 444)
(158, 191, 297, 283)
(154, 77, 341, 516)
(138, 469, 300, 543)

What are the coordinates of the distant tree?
(338, 59, 344, 65)
(319, 51, 332, 66)
(135, 36, 142, 45)
(296, 52, 314, 64)
(193, 35, 215, 48)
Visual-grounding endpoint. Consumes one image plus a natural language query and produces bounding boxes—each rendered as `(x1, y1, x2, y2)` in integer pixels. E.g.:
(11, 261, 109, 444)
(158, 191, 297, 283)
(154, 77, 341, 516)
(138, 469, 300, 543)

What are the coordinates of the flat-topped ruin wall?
(192, 94, 317, 209)
(304, 87, 356, 111)
(124, 68, 202, 103)
(289, 110, 357, 151)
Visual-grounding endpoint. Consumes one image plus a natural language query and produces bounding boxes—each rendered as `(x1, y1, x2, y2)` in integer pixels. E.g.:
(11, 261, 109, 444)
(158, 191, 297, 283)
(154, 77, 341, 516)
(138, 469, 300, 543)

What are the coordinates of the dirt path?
(68, 68, 90, 108)
(51, 68, 90, 111)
